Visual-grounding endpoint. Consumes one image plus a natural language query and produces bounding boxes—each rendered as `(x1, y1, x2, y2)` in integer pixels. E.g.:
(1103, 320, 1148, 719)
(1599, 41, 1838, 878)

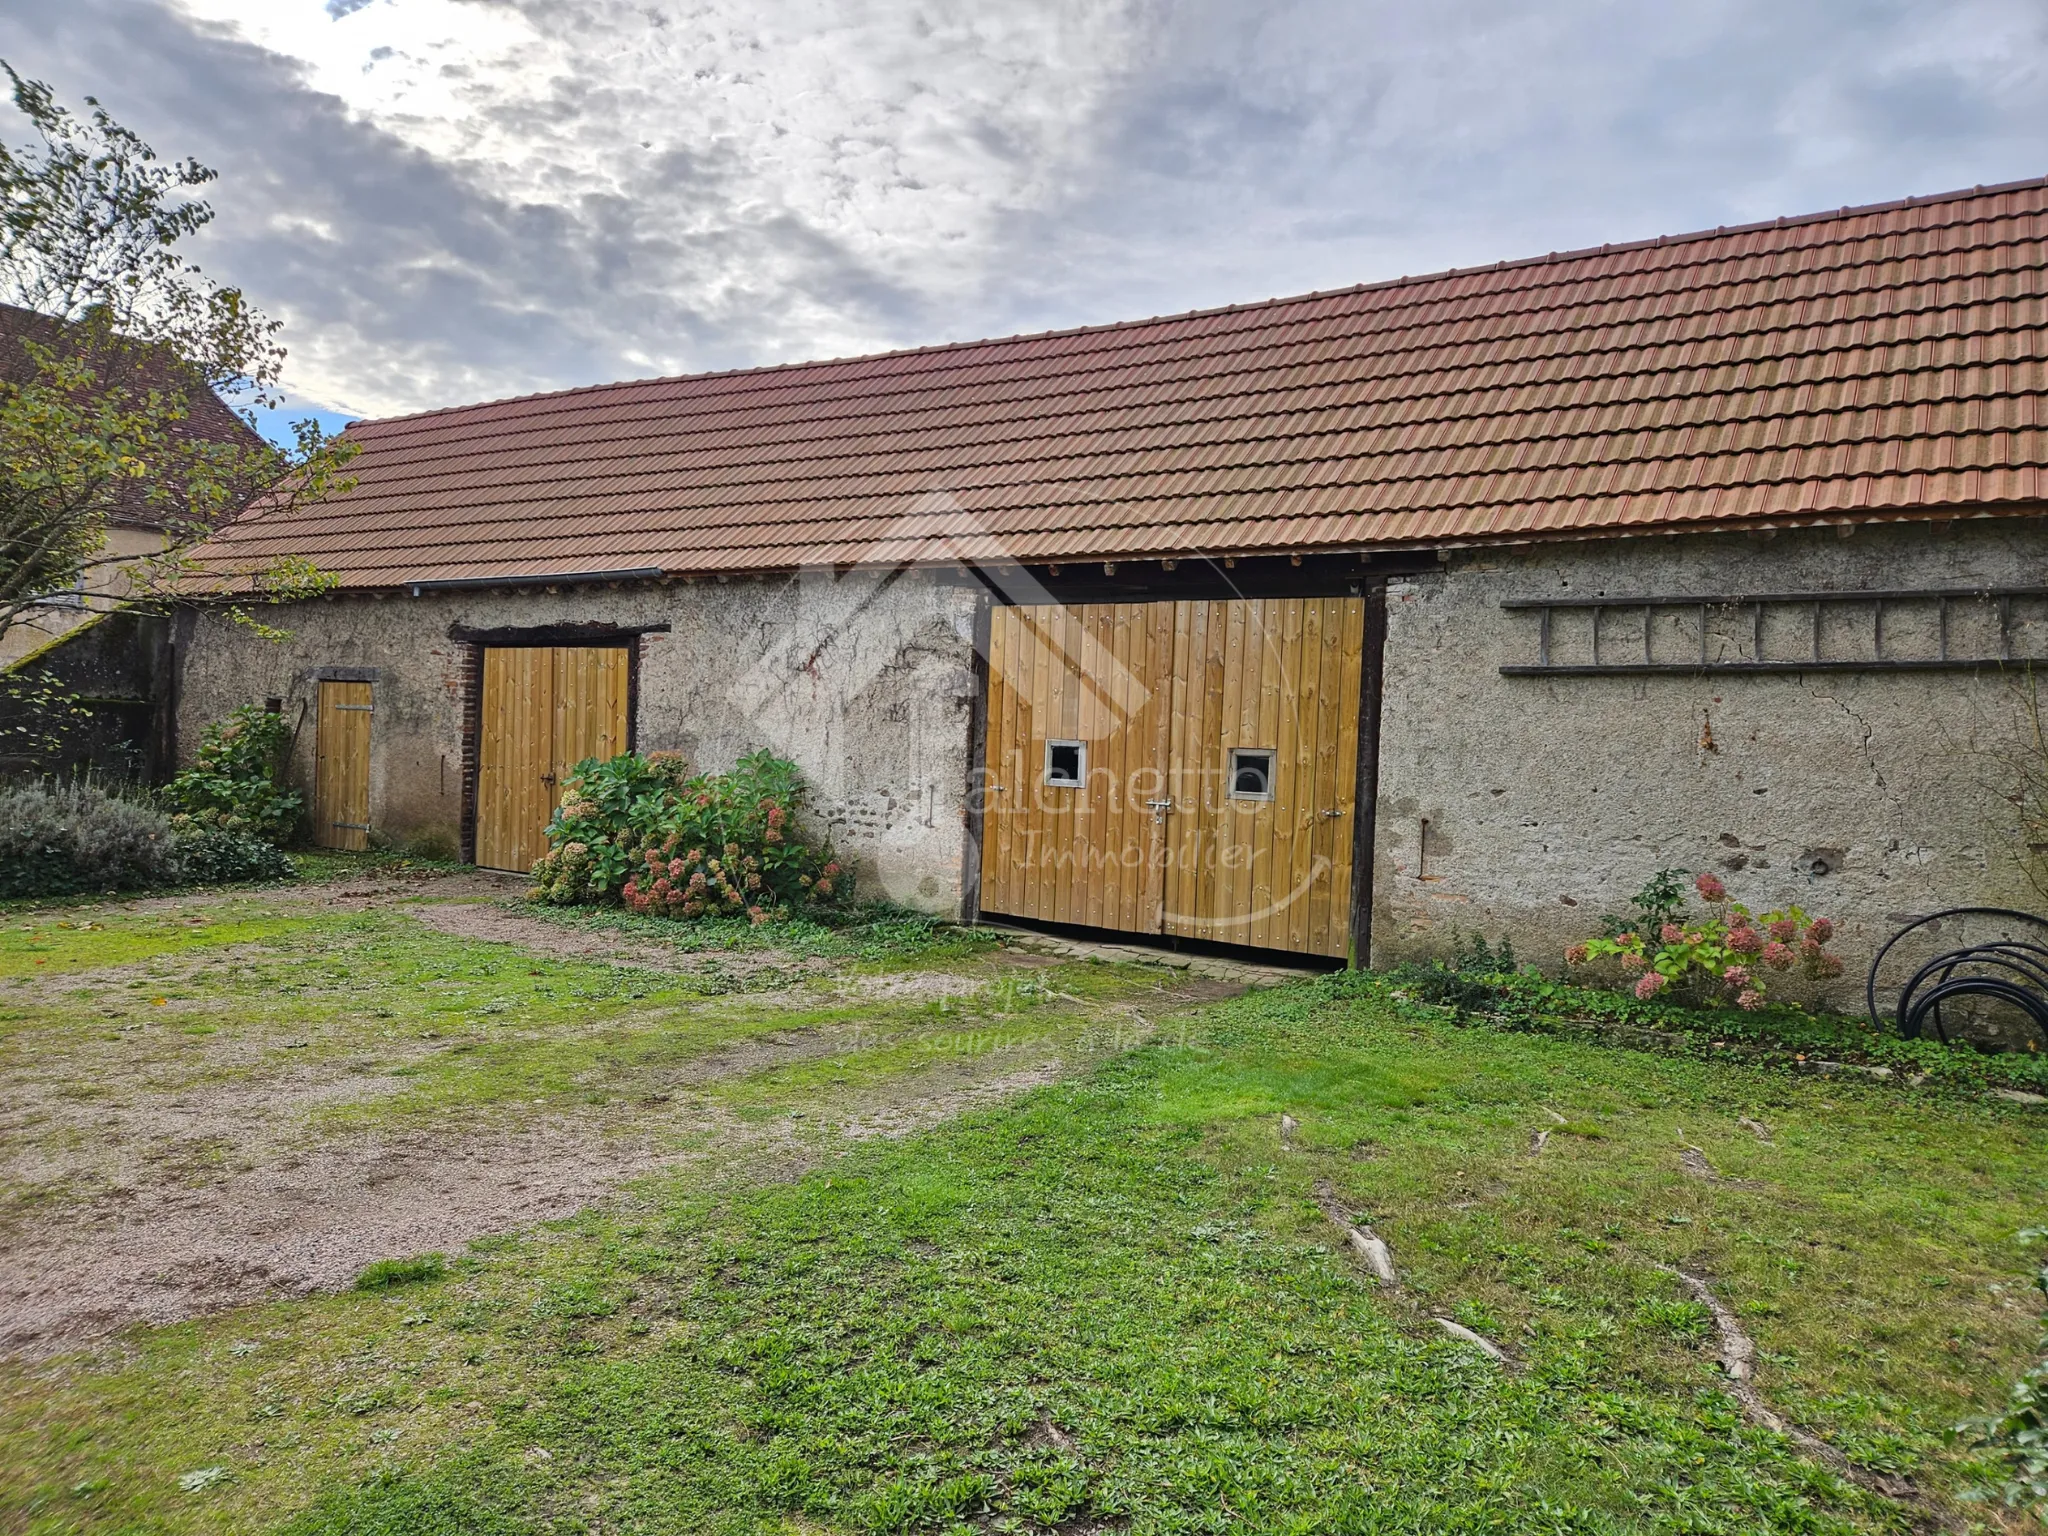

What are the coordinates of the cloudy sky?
(8, 0, 2048, 431)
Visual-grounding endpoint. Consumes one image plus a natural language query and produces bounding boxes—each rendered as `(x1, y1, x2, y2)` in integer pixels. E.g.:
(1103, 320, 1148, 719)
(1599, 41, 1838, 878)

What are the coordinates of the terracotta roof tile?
(195, 178, 2048, 587)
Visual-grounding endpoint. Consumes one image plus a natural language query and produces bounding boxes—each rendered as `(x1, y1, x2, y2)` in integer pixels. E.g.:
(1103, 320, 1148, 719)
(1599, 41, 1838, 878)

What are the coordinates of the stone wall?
(1372, 517, 2048, 1002)
(180, 516, 2048, 964)
(175, 568, 981, 913)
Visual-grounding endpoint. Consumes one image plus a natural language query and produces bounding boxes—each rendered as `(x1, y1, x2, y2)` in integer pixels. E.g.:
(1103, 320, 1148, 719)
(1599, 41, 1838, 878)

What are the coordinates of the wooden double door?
(475, 646, 630, 873)
(978, 597, 1366, 958)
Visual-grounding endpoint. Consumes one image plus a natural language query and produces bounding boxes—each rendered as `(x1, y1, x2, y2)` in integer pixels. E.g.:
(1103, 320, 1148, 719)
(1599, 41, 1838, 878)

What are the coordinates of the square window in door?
(1044, 739, 1085, 787)
(1229, 747, 1275, 801)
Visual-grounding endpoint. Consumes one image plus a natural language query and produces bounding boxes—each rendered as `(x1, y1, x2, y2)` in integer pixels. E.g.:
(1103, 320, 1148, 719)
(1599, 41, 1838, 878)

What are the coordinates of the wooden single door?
(475, 646, 629, 872)
(314, 681, 373, 850)
(978, 597, 1364, 958)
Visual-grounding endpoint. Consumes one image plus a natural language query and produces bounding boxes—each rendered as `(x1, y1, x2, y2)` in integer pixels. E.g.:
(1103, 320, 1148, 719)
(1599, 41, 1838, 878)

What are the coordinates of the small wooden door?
(475, 646, 629, 872)
(314, 681, 374, 850)
(978, 597, 1364, 958)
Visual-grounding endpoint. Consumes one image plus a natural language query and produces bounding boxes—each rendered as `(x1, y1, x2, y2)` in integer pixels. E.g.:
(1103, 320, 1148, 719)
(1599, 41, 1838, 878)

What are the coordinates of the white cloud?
(10, 0, 2048, 421)
(169, 0, 1149, 394)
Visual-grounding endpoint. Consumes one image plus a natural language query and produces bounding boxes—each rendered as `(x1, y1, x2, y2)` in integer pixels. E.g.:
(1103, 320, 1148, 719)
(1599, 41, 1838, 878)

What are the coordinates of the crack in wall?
(1805, 683, 1900, 811)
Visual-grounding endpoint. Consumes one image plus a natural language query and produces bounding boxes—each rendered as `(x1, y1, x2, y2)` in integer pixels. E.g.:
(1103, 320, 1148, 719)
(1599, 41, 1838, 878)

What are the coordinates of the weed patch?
(353, 1254, 448, 1290)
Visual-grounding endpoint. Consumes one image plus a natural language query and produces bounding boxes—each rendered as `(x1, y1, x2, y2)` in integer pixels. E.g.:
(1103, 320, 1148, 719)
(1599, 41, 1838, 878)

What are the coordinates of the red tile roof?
(197, 177, 2048, 588)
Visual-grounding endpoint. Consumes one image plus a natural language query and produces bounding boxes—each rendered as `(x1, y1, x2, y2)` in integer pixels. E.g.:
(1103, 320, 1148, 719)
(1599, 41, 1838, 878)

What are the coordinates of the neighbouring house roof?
(193, 177, 2048, 589)
(0, 303, 264, 532)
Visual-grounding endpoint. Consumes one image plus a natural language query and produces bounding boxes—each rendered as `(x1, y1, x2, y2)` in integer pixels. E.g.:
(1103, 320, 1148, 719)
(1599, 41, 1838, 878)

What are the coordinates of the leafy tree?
(0, 63, 353, 647)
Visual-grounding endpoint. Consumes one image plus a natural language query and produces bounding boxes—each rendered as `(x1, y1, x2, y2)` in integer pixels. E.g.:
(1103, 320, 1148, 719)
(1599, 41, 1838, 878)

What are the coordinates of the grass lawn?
(1, 873, 2044, 1534)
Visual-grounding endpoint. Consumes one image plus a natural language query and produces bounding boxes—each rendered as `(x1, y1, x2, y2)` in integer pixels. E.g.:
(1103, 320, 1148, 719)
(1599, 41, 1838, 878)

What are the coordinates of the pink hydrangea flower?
(1736, 988, 1765, 1011)
(1768, 918, 1798, 943)
(1634, 971, 1667, 1000)
(1761, 941, 1794, 971)
(1723, 965, 1753, 987)
(1565, 943, 1590, 965)
(1807, 917, 1834, 944)
(1727, 926, 1764, 954)
(1801, 934, 1825, 958)
(1621, 952, 1648, 973)
(1694, 872, 1727, 902)
(1660, 923, 1685, 945)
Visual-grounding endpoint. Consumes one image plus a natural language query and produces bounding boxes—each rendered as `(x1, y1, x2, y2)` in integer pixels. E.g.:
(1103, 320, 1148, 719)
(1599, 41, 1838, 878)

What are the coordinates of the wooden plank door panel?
(314, 681, 373, 851)
(553, 646, 629, 781)
(1159, 596, 1364, 958)
(477, 647, 552, 873)
(977, 604, 1170, 932)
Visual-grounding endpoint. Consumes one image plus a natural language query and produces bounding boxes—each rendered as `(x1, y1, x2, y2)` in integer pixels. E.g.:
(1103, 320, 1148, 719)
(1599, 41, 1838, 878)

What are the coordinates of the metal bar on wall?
(1500, 585, 2048, 676)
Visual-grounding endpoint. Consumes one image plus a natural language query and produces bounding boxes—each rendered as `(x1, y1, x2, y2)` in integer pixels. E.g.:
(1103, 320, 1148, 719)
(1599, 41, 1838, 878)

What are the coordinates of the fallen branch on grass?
(1434, 1316, 1511, 1364)
(1313, 1179, 1399, 1287)
(1652, 1262, 1924, 1506)
(1529, 1129, 1550, 1156)
(1738, 1116, 1774, 1144)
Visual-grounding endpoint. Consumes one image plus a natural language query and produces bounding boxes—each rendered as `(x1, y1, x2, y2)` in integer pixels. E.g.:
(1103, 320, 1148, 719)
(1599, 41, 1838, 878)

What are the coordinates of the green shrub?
(528, 749, 850, 920)
(0, 781, 181, 898)
(353, 1253, 447, 1290)
(163, 705, 302, 845)
(172, 826, 295, 886)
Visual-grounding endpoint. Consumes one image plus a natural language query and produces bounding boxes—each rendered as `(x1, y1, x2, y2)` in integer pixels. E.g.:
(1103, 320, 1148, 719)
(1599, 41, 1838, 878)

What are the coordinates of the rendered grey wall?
(1373, 517, 2048, 1001)
(175, 569, 981, 913)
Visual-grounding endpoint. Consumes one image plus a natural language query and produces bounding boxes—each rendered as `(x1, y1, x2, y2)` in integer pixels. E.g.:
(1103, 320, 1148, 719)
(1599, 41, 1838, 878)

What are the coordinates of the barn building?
(179, 179, 2048, 980)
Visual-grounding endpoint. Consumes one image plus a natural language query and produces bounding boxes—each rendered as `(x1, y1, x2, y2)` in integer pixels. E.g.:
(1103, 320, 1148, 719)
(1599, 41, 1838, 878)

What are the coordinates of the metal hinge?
(333, 821, 372, 831)
(333, 704, 374, 712)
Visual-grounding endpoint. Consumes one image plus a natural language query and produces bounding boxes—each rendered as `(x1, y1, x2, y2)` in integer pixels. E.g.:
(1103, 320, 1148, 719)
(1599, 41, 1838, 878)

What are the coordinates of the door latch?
(1319, 808, 1344, 819)
(1146, 798, 1175, 823)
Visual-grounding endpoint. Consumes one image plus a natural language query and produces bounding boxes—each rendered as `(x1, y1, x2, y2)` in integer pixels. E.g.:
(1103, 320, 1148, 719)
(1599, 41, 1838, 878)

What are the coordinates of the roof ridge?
(343, 175, 2048, 433)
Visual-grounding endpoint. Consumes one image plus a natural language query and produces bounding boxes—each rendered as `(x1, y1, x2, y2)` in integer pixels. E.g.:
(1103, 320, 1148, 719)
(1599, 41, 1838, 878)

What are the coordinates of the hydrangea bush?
(162, 705, 302, 845)
(1567, 869, 1840, 1010)
(527, 749, 848, 921)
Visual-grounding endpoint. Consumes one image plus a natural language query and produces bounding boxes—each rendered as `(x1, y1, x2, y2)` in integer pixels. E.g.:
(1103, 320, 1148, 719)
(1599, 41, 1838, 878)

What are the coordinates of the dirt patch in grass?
(0, 871, 1241, 1361)
(836, 1063, 1065, 1139)
(0, 1021, 1089, 1359)
(406, 901, 831, 981)
(105, 867, 518, 916)
(1, 1118, 689, 1358)
(1, 998, 1215, 1360)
